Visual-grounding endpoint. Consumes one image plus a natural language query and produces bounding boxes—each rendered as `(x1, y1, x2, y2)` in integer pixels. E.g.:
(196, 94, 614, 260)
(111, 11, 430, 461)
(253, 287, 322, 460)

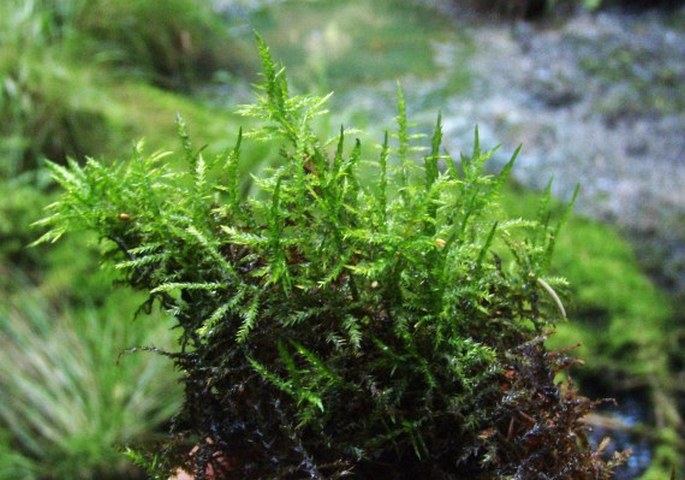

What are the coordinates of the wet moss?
(502, 184, 682, 479)
(35, 39, 630, 479)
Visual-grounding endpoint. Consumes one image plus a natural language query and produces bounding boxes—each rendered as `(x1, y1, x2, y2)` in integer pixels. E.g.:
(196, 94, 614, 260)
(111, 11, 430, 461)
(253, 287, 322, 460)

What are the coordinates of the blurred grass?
(248, 0, 472, 95)
(0, 428, 36, 480)
(0, 0, 252, 174)
(0, 279, 181, 479)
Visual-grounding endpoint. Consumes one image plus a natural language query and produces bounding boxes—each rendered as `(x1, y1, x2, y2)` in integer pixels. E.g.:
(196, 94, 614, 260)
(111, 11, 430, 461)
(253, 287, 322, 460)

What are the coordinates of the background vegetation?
(1, 0, 682, 478)
(461, 0, 685, 19)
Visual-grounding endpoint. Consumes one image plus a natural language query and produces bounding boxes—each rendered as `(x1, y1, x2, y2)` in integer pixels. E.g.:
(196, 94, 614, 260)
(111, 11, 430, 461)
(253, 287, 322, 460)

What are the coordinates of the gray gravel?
(436, 9, 685, 294)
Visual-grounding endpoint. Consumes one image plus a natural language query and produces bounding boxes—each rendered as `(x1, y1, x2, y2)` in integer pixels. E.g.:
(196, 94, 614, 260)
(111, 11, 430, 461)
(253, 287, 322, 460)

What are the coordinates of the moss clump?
(35, 37, 626, 478)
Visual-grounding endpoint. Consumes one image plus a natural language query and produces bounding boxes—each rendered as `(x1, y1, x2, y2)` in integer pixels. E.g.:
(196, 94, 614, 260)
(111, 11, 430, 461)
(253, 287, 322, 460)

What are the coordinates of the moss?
(555, 216, 671, 375)
(501, 185, 672, 379)
(502, 184, 683, 479)
(35, 39, 628, 479)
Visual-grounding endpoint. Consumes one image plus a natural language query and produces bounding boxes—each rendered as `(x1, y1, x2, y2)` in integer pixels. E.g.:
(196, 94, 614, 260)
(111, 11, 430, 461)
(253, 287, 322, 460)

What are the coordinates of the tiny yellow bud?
(118, 213, 132, 222)
(435, 238, 446, 249)
(370, 280, 379, 289)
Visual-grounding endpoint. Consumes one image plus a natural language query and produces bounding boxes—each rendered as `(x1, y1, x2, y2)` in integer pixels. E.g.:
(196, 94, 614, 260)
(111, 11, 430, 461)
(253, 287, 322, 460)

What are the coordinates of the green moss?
(556, 217, 670, 372)
(502, 184, 682, 480)
(502, 185, 672, 379)
(35, 38, 627, 479)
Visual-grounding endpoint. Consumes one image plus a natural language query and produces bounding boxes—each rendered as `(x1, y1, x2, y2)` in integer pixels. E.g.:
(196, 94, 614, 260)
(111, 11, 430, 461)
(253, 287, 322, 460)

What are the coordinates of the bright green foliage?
(35, 36, 624, 478)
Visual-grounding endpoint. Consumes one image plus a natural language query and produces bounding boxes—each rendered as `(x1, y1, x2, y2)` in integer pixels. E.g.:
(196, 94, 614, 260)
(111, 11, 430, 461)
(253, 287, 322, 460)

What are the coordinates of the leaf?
(424, 112, 442, 190)
(493, 144, 520, 192)
(176, 113, 195, 167)
(195, 302, 232, 337)
(290, 340, 340, 382)
(396, 83, 410, 196)
(150, 282, 224, 294)
(236, 289, 261, 342)
(537, 277, 567, 320)
(185, 225, 237, 278)
(115, 253, 169, 271)
(476, 222, 498, 269)
(378, 130, 390, 226)
(342, 315, 363, 350)
(543, 183, 580, 268)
